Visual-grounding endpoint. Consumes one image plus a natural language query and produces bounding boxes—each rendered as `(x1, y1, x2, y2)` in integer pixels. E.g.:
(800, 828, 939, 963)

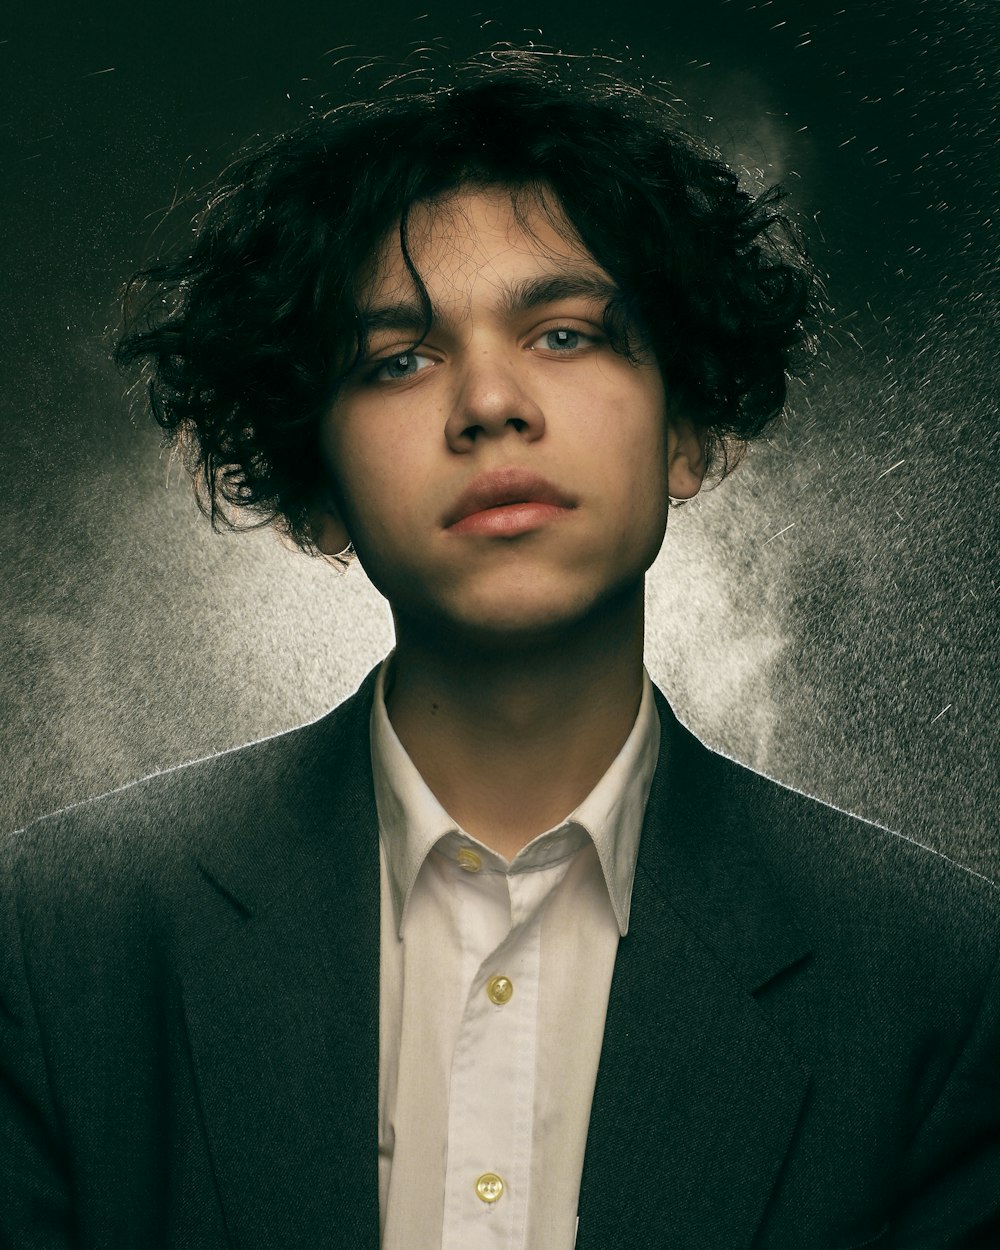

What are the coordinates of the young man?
(2, 52, 998, 1250)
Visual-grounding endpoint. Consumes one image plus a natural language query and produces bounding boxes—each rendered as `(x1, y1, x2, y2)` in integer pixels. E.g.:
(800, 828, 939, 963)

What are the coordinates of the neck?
(384, 585, 646, 859)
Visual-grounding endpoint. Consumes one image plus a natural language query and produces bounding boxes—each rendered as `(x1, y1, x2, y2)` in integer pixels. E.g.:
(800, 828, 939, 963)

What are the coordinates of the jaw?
(389, 567, 647, 666)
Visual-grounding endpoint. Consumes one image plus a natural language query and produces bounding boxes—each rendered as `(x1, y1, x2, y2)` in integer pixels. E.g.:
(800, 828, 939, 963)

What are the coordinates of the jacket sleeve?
(892, 946, 1000, 1248)
(0, 840, 76, 1249)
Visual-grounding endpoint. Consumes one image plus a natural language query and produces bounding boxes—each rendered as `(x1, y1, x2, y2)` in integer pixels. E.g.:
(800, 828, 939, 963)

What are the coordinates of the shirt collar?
(370, 656, 661, 938)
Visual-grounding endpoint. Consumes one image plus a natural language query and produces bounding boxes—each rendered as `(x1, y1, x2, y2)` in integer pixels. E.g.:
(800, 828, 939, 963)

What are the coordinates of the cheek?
(614, 402, 671, 544)
(619, 457, 670, 547)
(318, 424, 374, 551)
(320, 421, 427, 566)
(606, 381, 670, 487)
(320, 412, 378, 509)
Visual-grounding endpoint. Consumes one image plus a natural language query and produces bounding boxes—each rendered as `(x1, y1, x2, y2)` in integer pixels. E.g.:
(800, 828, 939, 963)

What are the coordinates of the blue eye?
(533, 327, 601, 354)
(371, 352, 432, 382)
(543, 328, 583, 351)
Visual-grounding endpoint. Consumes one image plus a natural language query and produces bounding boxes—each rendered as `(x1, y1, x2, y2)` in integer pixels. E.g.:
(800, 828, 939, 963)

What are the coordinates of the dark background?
(2, 2, 997, 877)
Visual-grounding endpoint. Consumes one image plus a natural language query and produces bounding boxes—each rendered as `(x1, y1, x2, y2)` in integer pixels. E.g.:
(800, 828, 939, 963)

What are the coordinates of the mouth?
(443, 467, 576, 530)
(446, 500, 571, 537)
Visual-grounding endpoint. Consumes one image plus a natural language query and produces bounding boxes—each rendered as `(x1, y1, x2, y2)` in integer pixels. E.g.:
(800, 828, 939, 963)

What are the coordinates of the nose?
(444, 347, 546, 452)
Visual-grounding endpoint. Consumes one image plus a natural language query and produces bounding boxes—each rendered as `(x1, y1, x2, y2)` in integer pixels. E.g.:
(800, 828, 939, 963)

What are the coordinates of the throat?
(383, 631, 645, 858)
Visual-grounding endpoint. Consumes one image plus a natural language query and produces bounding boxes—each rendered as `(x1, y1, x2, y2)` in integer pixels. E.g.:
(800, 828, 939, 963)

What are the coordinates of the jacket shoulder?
(671, 711, 1000, 957)
(1, 666, 379, 915)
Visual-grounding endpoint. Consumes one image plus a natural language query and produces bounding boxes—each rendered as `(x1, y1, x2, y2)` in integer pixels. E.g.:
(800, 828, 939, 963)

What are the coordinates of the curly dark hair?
(114, 48, 819, 552)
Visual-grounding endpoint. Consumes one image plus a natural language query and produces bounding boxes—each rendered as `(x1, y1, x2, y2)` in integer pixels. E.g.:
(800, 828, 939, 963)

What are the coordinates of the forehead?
(358, 185, 607, 310)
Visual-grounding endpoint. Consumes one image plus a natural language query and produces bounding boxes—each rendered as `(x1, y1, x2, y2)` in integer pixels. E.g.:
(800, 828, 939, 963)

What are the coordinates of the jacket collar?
(642, 686, 812, 992)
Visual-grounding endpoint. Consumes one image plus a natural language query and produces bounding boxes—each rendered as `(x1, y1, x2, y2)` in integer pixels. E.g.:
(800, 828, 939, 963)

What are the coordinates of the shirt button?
(486, 974, 514, 1005)
(457, 848, 482, 872)
(475, 1173, 505, 1204)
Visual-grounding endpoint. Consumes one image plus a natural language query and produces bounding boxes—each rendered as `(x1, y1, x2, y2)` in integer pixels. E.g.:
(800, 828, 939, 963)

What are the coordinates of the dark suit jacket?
(2, 665, 998, 1249)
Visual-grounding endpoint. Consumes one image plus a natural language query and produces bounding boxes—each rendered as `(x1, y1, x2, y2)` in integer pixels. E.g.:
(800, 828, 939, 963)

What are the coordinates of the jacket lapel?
(577, 693, 814, 1250)
(178, 669, 383, 1249)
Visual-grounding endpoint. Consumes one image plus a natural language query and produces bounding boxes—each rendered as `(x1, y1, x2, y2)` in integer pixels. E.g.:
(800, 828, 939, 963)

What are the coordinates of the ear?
(667, 416, 707, 501)
(307, 493, 352, 557)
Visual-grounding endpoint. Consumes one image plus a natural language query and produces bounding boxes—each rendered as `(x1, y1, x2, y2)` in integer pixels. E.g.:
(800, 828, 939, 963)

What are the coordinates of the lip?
(443, 467, 577, 530)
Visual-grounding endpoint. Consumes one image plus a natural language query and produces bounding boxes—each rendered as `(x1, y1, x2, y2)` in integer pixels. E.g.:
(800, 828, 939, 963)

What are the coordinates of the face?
(315, 186, 704, 648)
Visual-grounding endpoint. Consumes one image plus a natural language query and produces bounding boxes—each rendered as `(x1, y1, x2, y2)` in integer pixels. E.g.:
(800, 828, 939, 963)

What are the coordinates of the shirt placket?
(441, 861, 542, 1250)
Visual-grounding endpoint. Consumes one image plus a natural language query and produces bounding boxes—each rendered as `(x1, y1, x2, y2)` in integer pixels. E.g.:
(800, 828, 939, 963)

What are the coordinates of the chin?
(416, 575, 640, 656)
(387, 591, 564, 654)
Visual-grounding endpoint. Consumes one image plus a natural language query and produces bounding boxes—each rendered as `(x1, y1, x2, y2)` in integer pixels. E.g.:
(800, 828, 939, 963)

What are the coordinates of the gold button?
(486, 974, 514, 1006)
(457, 848, 482, 872)
(475, 1172, 505, 1203)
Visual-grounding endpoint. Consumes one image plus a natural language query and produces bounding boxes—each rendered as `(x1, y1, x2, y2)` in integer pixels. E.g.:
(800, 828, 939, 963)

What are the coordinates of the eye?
(530, 327, 598, 353)
(369, 351, 435, 383)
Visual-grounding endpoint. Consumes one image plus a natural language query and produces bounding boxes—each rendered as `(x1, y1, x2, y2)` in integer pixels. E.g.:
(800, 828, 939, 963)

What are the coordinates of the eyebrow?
(359, 268, 622, 337)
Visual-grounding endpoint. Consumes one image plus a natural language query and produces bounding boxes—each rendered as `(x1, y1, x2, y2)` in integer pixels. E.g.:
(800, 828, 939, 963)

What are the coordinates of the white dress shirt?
(374, 658, 661, 1250)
